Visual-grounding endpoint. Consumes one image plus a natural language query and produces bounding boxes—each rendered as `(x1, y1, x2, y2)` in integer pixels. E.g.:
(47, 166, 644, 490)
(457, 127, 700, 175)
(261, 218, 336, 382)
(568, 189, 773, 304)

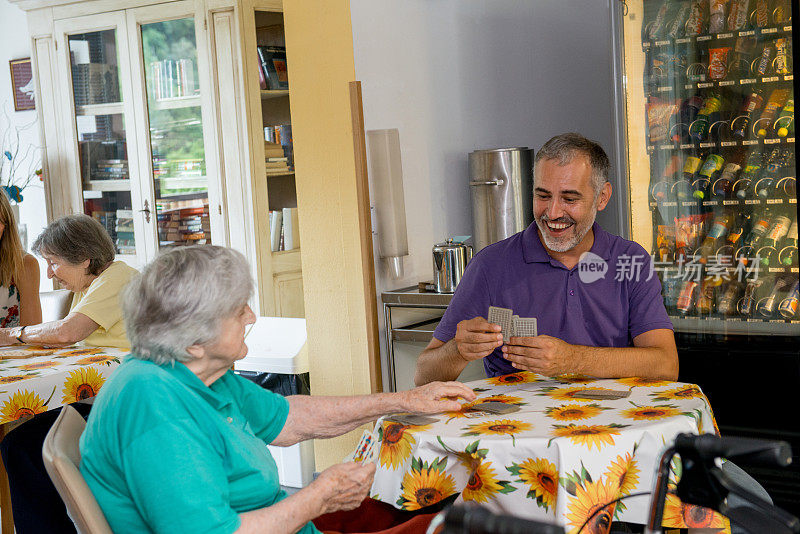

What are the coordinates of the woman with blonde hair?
(0, 190, 40, 327)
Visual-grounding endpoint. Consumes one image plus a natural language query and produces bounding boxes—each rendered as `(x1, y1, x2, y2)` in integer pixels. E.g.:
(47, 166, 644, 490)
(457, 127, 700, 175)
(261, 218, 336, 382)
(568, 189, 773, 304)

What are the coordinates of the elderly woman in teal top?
(80, 245, 475, 534)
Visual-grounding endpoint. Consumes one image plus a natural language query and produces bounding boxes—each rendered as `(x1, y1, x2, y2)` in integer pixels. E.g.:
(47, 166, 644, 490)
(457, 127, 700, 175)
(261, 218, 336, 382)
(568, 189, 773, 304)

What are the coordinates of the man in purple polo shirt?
(415, 133, 678, 384)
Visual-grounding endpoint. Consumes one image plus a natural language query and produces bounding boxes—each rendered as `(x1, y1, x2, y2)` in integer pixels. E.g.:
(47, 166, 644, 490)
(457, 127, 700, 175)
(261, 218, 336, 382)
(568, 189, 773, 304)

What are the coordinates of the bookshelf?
(254, 9, 303, 318)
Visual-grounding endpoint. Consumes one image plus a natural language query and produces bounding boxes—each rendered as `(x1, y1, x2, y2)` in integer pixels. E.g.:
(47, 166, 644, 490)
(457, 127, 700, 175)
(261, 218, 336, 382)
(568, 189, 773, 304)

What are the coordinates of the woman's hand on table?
(312, 462, 376, 515)
(398, 381, 477, 413)
(0, 328, 18, 347)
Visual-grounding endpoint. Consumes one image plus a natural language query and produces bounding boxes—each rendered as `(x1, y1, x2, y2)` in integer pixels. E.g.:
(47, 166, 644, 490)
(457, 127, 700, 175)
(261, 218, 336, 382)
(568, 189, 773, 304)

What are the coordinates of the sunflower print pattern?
(354, 373, 724, 530)
(0, 346, 124, 423)
(616, 377, 672, 388)
(17, 360, 60, 371)
(396, 457, 457, 511)
(620, 404, 682, 421)
(462, 419, 533, 446)
(507, 457, 558, 511)
(456, 441, 516, 504)
(550, 424, 628, 450)
(60, 347, 105, 357)
(662, 493, 729, 530)
(485, 371, 541, 386)
(61, 367, 106, 403)
(545, 403, 608, 421)
(565, 477, 620, 534)
(538, 386, 613, 402)
(75, 355, 119, 366)
(0, 389, 48, 423)
(378, 421, 431, 470)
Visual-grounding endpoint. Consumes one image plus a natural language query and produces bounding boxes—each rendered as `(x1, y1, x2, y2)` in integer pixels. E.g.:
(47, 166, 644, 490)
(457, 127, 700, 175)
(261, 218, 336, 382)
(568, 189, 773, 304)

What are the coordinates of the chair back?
(42, 405, 112, 534)
(40, 289, 73, 322)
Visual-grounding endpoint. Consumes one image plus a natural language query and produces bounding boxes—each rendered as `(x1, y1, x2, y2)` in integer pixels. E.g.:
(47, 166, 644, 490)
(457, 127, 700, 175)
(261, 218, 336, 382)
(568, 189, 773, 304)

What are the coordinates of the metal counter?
(381, 287, 453, 391)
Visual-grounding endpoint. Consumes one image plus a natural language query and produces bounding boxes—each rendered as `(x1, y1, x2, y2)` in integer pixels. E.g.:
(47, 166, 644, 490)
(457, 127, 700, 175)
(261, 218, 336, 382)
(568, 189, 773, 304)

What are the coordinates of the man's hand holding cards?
(453, 317, 504, 362)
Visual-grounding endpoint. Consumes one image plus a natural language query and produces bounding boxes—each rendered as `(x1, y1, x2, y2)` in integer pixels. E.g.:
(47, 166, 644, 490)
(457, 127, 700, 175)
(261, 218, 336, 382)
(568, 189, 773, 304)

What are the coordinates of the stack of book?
(269, 207, 300, 252)
(149, 58, 197, 100)
(157, 203, 211, 246)
(264, 141, 291, 174)
(72, 63, 119, 105)
(172, 158, 204, 177)
(152, 156, 169, 179)
(114, 210, 135, 254)
(264, 125, 293, 171)
(93, 159, 128, 180)
(91, 210, 116, 244)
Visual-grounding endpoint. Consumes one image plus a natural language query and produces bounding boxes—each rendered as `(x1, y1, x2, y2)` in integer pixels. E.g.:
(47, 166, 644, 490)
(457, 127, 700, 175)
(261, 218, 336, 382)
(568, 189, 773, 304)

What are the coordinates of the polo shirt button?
(569, 290, 574, 296)
(227, 417, 233, 423)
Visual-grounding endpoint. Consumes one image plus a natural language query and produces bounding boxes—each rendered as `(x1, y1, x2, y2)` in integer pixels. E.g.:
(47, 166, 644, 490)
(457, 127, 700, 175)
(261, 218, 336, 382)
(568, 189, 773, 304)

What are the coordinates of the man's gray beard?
(536, 208, 597, 253)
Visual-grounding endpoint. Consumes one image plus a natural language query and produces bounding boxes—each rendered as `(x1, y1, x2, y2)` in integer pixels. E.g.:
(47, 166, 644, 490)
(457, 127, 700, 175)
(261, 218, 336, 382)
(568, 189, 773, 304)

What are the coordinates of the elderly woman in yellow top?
(0, 214, 138, 533)
(80, 245, 475, 534)
(0, 213, 137, 348)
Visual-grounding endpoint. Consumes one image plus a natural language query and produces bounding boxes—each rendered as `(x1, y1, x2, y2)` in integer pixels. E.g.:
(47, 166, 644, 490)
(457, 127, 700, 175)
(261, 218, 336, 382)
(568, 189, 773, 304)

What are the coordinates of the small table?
(0, 344, 125, 534)
(369, 372, 730, 532)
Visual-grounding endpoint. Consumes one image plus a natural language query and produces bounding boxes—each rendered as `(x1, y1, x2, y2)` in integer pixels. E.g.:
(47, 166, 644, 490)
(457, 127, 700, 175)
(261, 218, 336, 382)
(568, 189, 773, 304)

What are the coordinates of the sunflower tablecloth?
(0, 345, 124, 423)
(368, 372, 730, 534)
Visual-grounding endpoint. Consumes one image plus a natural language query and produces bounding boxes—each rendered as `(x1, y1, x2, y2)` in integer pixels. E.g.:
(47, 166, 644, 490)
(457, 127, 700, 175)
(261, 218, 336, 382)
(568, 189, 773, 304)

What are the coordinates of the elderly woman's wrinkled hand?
(399, 381, 476, 414)
(313, 462, 376, 515)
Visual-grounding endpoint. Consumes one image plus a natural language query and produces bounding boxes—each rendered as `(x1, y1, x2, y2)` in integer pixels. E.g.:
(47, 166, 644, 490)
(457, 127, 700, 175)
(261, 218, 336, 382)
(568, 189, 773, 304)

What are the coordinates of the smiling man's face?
(533, 155, 610, 254)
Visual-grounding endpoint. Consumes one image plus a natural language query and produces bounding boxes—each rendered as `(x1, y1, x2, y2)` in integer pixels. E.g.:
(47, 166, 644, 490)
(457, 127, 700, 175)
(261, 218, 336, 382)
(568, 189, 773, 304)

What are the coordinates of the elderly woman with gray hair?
(79, 245, 475, 534)
(0, 213, 138, 348)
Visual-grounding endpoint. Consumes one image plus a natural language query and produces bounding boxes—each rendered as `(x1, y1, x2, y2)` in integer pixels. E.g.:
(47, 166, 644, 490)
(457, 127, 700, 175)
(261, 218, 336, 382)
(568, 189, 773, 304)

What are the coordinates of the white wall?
(351, 1, 620, 389)
(0, 0, 50, 287)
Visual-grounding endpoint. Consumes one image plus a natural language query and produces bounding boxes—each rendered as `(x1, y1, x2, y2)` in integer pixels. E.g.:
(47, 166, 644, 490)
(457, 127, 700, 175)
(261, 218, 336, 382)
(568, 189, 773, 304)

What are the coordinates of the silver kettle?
(432, 239, 473, 293)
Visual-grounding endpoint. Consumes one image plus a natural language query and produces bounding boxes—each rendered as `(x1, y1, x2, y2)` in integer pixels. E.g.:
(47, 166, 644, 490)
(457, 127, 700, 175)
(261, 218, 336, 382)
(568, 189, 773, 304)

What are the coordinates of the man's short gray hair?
(533, 133, 610, 195)
(31, 214, 116, 275)
(122, 245, 254, 365)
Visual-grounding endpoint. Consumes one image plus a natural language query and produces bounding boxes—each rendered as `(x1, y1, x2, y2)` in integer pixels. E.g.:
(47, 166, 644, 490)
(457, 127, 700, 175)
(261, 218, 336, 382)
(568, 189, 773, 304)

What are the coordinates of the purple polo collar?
(521, 221, 612, 264)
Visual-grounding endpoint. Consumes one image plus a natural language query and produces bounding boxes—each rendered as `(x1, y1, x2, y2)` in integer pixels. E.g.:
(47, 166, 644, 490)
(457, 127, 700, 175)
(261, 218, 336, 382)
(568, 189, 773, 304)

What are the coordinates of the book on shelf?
(269, 210, 283, 252)
(282, 207, 300, 251)
(150, 58, 197, 100)
(256, 52, 267, 90)
(264, 142, 285, 158)
(268, 208, 300, 252)
(256, 46, 289, 90)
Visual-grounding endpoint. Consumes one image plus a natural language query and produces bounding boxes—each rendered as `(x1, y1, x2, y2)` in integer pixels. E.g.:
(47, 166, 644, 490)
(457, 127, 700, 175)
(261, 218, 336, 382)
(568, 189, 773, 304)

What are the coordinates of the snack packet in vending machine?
(708, 0, 730, 33)
(675, 213, 713, 259)
(685, 0, 709, 36)
(648, 98, 679, 144)
(656, 224, 677, 262)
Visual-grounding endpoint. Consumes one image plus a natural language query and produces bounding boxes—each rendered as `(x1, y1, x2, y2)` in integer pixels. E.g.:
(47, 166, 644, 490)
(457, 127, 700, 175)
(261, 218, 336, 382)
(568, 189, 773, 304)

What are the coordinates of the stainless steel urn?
(469, 147, 534, 253)
(432, 239, 473, 293)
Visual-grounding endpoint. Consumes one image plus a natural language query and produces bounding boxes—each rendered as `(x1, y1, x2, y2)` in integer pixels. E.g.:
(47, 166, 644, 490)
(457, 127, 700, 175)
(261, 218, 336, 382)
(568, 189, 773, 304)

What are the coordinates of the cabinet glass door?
(64, 26, 141, 261)
(139, 17, 212, 250)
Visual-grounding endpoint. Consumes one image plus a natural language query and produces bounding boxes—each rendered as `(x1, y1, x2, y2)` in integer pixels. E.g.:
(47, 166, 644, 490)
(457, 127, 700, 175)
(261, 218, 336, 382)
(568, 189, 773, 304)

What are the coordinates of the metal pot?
(432, 239, 473, 293)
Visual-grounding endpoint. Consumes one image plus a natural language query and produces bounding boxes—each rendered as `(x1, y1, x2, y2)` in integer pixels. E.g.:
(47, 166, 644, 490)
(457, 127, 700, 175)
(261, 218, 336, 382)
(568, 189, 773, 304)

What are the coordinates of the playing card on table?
(571, 389, 631, 400)
(385, 413, 439, 426)
(512, 316, 537, 338)
(471, 401, 521, 414)
(488, 306, 513, 343)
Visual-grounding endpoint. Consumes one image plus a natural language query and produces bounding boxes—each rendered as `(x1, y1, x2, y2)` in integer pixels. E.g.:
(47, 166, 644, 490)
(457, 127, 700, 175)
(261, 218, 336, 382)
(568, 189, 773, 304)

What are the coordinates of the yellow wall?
(282, 0, 374, 469)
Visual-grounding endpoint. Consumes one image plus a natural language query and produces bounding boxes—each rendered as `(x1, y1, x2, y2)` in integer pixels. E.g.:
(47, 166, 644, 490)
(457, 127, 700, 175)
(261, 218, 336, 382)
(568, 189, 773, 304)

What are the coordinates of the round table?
(368, 371, 730, 533)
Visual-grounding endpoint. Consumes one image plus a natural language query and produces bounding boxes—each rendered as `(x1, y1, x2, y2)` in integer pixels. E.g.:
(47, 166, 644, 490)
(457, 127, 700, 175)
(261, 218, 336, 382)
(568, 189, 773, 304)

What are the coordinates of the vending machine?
(616, 0, 799, 514)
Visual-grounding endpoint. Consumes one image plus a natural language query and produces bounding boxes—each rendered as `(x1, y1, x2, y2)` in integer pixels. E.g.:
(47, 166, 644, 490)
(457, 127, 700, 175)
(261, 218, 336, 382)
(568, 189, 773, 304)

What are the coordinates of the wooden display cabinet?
(14, 0, 305, 318)
(15, 0, 382, 470)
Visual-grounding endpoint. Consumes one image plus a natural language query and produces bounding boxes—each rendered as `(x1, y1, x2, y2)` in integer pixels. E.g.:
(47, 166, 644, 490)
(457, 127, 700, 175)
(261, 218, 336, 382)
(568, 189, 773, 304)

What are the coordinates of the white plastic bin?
(234, 317, 315, 488)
